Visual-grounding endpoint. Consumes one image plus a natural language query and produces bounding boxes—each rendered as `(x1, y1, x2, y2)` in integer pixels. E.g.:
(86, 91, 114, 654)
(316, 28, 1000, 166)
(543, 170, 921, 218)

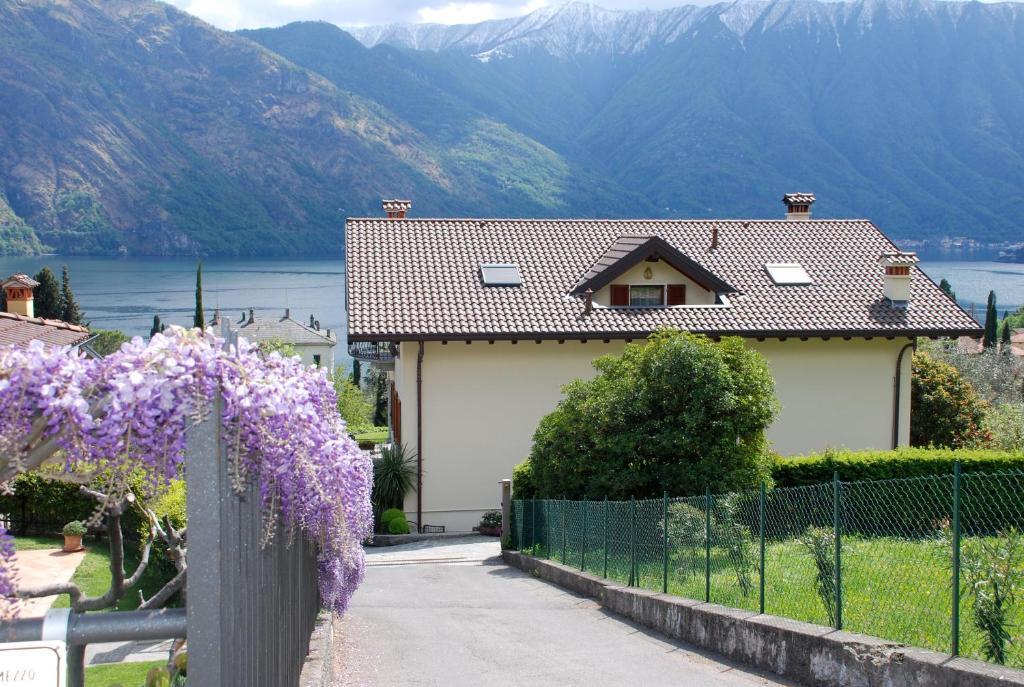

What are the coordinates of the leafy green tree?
(60, 265, 83, 325)
(939, 278, 956, 302)
(333, 370, 372, 431)
(32, 267, 63, 319)
(258, 338, 297, 358)
(983, 290, 998, 349)
(911, 351, 988, 448)
(193, 261, 204, 330)
(89, 329, 129, 356)
(351, 359, 362, 389)
(150, 315, 164, 339)
(528, 331, 777, 499)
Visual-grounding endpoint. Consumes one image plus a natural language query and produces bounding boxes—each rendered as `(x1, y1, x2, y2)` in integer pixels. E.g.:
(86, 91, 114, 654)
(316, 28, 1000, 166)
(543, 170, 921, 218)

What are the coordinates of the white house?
(228, 308, 338, 369)
(345, 196, 980, 532)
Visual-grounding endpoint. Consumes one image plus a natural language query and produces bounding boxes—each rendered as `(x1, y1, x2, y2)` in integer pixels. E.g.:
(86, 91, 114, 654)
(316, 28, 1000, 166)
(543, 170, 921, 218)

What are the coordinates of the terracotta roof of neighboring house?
(345, 218, 983, 342)
(0, 311, 92, 347)
(2, 273, 40, 289)
(236, 311, 337, 346)
(957, 336, 984, 354)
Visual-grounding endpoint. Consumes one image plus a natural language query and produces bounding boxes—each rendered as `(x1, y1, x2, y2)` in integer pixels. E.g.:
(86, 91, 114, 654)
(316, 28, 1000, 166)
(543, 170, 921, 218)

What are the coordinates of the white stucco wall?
(394, 336, 913, 532)
(295, 343, 335, 370)
(592, 259, 717, 306)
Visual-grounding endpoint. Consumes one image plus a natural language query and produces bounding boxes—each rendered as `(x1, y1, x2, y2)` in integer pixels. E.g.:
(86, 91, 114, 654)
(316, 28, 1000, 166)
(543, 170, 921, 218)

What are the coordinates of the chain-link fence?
(510, 466, 1024, 668)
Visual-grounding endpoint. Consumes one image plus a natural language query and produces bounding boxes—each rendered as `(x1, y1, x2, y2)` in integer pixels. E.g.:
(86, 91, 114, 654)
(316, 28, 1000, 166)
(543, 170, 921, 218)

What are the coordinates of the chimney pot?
(782, 193, 815, 220)
(315, 320, 320, 330)
(878, 251, 918, 308)
(710, 225, 719, 250)
(382, 199, 412, 219)
(249, 308, 255, 322)
(285, 308, 290, 319)
(584, 288, 594, 316)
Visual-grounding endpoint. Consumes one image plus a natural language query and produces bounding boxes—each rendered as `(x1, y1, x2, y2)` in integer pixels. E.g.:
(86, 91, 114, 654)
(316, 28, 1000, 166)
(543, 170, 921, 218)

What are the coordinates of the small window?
(667, 284, 686, 306)
(313, 354, 322, 367)
(765, 263, 812, 285)
(480, 263, 522, 286)
(629, 285, 664, 307)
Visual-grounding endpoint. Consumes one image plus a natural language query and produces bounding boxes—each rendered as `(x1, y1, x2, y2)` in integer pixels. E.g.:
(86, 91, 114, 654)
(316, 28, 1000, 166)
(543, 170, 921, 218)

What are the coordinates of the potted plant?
(62, 520, 87, 552)
(478, 510, 502, 537)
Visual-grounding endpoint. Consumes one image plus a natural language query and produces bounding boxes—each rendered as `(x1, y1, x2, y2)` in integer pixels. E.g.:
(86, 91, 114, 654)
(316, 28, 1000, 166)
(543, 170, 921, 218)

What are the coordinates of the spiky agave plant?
(372, 443, 417, 528)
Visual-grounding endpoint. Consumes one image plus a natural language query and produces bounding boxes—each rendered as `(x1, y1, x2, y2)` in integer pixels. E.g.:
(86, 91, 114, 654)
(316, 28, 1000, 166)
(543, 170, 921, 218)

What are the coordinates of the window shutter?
(667, 284, 686, 305)
(610, 284, 629, 306)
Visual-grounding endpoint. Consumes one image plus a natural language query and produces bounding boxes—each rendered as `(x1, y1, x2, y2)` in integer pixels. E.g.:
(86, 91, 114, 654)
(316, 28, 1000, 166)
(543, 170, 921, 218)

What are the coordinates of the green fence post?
(603, 497, 609, 579)
(582, 496, 587, 572)
(630, 497, 637, 587)
(662, 491, 669, 594)
(547, 500, 552, 559)
(759, 481, 766, 615)
(952, 461, 961, 657)
(705, 486, 711, 603)
(833, 471, 843, 631)
(561, 499, 567, 564)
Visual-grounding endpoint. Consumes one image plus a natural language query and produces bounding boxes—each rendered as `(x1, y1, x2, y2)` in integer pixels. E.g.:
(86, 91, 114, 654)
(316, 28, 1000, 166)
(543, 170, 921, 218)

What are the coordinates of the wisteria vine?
(0, 328, 373, 616)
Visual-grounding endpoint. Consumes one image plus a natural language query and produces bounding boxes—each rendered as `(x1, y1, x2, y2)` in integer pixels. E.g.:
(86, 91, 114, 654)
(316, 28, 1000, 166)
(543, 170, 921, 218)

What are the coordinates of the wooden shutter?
(390, 384, 402, 445)
(667, 284, 686, 305)
(610, 284, 629, 306)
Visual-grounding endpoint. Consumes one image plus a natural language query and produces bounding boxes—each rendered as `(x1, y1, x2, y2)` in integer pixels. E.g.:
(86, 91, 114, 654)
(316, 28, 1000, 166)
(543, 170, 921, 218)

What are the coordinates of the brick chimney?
(782, 193, 815, 220)
(2, 273, 39, 318)
(382, 199, 412, 219)
(879, 251, 918, 308)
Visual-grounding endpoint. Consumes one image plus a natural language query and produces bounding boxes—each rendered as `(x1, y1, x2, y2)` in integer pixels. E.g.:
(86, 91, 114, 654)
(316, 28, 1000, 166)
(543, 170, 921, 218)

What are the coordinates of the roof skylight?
(480, 263, 522, 286)
(765, 263, 812, 285)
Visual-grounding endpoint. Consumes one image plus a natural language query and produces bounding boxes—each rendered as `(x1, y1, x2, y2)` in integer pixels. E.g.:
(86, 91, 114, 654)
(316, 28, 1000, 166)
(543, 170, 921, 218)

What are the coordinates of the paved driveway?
(333, 536, 795, 686)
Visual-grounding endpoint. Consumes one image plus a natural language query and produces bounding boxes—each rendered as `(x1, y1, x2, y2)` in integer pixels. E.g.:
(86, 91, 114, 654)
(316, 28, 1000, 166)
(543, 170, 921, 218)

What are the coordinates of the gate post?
(499, 479, 511, 549)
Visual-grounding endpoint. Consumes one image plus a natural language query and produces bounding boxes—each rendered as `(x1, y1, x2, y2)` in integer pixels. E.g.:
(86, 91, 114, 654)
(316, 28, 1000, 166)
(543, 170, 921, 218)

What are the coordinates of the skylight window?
(765, 263, 812, 285)
(480, 263, 522, 286)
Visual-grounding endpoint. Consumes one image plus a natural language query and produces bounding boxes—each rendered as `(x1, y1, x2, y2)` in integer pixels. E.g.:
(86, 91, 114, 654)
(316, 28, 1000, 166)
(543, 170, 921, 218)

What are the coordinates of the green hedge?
(0, 473, 94, 535)
(773, 447, 1024, 487)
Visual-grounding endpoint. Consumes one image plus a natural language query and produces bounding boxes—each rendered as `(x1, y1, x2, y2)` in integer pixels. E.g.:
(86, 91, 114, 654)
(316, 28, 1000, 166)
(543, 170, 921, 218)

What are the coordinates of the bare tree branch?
(139, 569, 186, 610)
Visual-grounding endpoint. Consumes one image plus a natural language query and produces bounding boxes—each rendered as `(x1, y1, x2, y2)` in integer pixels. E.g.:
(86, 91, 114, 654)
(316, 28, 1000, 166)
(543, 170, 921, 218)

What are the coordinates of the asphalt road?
(332, 536, 796, 686)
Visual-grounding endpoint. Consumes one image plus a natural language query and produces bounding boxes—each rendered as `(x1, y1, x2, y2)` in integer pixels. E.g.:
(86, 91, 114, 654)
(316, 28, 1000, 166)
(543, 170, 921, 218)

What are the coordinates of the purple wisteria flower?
(0, 328, 373, 618)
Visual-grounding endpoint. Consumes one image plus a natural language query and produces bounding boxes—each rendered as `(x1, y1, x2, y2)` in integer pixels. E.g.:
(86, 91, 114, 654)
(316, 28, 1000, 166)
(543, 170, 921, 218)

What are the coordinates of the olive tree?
(527, 331, 777, 499)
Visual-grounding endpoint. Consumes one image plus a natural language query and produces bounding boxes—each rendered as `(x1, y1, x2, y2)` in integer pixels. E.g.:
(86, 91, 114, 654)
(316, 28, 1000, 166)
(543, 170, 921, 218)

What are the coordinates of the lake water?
(0, 253, 1019, 343)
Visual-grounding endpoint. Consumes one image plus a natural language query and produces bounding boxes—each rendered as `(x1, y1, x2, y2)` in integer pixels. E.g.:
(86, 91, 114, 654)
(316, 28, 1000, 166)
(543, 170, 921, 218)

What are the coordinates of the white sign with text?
(0, 641, 67, 686)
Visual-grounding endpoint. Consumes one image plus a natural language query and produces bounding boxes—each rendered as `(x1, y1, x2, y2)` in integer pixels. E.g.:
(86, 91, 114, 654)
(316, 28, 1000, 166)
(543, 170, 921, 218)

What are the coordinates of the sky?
(163, 0, 693, 31)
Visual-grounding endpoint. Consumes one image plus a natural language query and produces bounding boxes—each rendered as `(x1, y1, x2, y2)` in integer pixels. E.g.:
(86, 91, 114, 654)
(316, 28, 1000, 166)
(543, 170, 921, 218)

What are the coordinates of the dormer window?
(630, 285, 664, 307)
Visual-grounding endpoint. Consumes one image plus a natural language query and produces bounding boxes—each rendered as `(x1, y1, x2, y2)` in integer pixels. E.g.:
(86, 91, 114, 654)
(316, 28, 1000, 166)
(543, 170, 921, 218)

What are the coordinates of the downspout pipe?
(416, 340, 424, 533)
(892, 340, 916, 449)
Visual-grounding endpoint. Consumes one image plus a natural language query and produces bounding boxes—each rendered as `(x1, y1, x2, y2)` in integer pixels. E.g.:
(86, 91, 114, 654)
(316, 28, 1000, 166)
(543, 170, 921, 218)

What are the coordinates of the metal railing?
(512, 466, 1024, 669)
(347, 341, 397, 364)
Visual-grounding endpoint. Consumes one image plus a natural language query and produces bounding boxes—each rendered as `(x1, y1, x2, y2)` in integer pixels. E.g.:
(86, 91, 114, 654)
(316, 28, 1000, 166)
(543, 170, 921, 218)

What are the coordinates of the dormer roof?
(571, 234, 736, 295)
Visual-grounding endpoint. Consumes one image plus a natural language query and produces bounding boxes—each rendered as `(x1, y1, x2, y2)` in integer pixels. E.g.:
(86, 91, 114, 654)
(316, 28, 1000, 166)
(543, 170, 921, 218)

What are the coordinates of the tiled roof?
(783, 193, 815, 205)
(236, 312, 337, 346)
(345, 218, 982, 341)
(0, 311, 92, 347)
(2, 273, 40, 289)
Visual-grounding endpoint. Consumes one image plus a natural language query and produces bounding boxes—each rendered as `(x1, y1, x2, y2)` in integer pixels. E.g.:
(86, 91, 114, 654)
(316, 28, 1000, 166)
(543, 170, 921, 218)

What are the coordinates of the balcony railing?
(348, 341, 398, 364)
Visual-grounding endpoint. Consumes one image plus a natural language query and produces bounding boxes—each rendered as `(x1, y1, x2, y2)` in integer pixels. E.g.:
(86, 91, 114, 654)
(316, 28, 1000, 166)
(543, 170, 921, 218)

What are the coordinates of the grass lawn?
(354, 428, 388, 444)
(528, 535, 1024, 668)
(50, 537, 177, 612)
(85, 660, 164, 687)
(12, 535, 64, 551)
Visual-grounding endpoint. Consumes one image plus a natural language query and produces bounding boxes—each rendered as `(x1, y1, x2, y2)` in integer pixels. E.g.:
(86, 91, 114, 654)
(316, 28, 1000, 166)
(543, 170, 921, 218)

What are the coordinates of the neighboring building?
(346, 197, 981, 532)
(227, 308, 337, 369)
(0, 274, 93, 350)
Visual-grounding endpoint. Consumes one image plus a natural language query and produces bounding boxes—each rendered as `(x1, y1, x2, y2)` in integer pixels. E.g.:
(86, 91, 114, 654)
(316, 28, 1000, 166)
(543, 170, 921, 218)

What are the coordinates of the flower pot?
(478, 526, 502, 537)
(63, 534, 84, 552)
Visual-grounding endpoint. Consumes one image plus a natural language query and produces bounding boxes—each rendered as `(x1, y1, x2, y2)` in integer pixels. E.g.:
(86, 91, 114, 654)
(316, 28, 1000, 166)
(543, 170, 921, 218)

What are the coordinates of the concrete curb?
(503, 550, 1024, 687)
(369, 532, 481, 546)
(299, 611, 335, 687)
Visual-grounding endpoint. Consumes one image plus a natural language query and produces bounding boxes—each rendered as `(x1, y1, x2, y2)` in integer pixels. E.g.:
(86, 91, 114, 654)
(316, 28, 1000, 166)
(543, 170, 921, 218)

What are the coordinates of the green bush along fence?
(511, 466, 1024, 668)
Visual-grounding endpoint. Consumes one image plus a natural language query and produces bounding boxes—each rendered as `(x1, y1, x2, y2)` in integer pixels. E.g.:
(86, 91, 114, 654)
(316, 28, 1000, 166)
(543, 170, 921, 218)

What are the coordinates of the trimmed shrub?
(512, 459, 535, 500)
(911, 351, 989, 448)
(529, 331, 777, 499)
(62, 520, 87, 536)
(479, 510, 502, 529)
(773, 447, 1024, 487)
(380, 508, 405, 527)
(386, 517, 411, 535)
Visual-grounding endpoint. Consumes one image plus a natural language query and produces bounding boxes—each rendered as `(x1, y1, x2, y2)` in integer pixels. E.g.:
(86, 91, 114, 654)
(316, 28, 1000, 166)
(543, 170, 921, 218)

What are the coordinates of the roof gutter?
(892, 340, 916, 449)
(416, 340, 424, 533)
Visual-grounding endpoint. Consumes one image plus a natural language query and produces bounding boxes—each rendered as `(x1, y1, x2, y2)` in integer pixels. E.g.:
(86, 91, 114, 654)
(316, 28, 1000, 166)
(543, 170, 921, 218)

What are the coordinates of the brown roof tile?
(345, 218, 982, 341)
(0, 311, 92, 347)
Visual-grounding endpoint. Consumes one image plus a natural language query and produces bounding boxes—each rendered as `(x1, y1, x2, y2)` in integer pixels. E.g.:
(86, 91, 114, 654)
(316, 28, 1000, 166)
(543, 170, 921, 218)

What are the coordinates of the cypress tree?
(150, 315, 162, 339)
(33, 267, 63, 319)
(193, 261, 204, 330)
(1001, 317, 1012, 352)
(982, 290, 998, 349)
(939, 278, 956, 302)
(351, 359, 362, 388)
(60, 265, 83, 325)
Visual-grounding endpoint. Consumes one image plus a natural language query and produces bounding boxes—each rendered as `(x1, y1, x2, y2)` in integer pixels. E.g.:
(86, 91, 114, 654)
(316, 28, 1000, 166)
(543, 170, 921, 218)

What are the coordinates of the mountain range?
(0, 0, 1021, 256)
